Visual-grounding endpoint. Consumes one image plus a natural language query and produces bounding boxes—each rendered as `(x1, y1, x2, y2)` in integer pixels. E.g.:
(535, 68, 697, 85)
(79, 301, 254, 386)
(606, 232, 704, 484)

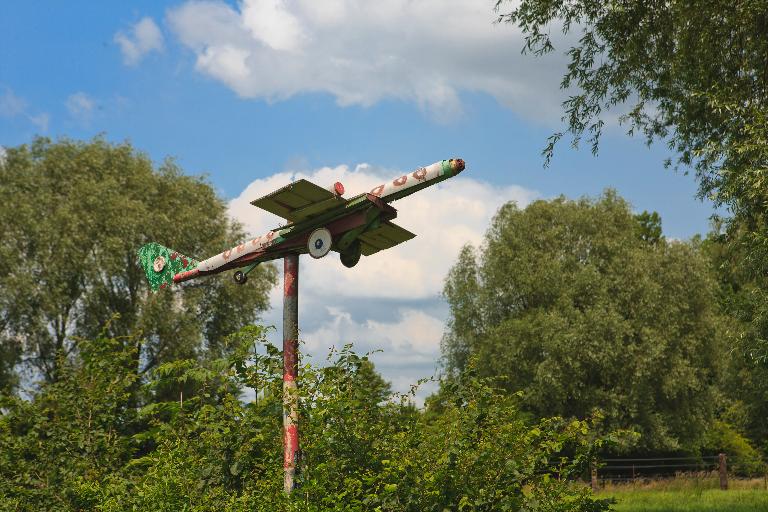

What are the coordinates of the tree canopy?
(0, 137, 276, 391)
(497, 0, 768, 360)
(442, 192, 723, 451)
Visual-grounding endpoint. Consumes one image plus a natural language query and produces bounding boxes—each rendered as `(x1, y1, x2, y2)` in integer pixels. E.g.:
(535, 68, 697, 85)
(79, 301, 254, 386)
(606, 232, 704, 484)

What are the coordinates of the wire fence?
(594, 454, 766, 488)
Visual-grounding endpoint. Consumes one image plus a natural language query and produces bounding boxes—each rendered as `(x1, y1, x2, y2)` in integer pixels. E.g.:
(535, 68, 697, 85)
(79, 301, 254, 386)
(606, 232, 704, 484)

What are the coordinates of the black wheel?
(340, 241, 361, 268)
(233, 271, 248, 284)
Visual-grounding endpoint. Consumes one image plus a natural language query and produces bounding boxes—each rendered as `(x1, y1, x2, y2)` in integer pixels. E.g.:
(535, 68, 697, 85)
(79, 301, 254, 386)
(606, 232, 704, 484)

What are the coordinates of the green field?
(608, 489, 767, 511)
(602, 479, 768, 512)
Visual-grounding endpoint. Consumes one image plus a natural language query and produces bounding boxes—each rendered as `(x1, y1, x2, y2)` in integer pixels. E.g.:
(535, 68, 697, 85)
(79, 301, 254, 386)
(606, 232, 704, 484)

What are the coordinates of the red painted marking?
(283, 424, 299, 467)
(181, 256, 188, 267)
(266, 231, 275, 241)
(170, 252, 178, 260)
(236, 243, 246, 253)
(173, 268, 200, 283)
(251, 236, 261, 246)
(284, 273, 295, 296)
(412, 168, 427, 181)
(222, 249, 232, 260)
(393, 175, 407, 186)
(284, 256, 298, 295)
(160, 282, 168, 289)
(334, 181, 345, 196)
(370, 184, 384, 197)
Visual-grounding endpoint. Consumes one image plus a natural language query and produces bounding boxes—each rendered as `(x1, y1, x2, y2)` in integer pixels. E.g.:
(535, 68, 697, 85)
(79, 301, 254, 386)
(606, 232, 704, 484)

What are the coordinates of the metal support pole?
(283, 254, 299, 494)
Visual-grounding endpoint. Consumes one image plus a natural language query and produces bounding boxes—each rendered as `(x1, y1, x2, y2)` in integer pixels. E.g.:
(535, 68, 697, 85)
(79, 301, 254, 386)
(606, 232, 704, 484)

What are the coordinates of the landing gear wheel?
(308, 227, 332, 259)
(233, 271, 248, 285)
(340, 240, 361, 268)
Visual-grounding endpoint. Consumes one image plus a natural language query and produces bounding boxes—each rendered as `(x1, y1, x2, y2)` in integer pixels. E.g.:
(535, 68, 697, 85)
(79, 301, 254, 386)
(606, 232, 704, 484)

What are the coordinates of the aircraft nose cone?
(453, 158, 465, 174)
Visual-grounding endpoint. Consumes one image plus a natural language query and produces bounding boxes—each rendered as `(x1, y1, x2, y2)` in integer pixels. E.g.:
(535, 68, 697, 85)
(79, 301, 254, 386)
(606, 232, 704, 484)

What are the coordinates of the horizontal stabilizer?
(250, 179, 346, 223)
(138, 242, 199, 292)
(359, 221, 416, 256)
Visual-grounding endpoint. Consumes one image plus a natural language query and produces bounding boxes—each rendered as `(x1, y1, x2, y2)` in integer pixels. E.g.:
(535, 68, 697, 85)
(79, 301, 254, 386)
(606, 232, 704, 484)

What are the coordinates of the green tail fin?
(138, 242, 199, 292)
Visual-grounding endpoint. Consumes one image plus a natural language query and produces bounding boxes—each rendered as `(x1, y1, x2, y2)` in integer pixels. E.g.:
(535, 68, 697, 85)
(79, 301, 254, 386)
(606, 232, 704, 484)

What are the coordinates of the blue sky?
(1, 1, 716, 400)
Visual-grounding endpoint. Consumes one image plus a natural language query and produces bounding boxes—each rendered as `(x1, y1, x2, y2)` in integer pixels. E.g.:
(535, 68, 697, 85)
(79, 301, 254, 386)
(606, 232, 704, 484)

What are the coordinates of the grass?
(599, 476, 768, 512)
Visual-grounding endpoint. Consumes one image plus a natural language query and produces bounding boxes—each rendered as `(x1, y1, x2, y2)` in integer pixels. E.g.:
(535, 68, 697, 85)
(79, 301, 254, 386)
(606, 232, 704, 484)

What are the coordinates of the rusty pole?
(283, 254, 300, 493)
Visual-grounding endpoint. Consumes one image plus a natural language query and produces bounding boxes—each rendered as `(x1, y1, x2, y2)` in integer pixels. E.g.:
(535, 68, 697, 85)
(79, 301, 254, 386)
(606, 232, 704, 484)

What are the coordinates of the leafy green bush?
(0, 326, 611, 511)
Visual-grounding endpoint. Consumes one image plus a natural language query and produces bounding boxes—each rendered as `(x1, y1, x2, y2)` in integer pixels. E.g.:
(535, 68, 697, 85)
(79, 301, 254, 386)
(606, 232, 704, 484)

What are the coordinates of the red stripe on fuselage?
(173, 268, 200, 283)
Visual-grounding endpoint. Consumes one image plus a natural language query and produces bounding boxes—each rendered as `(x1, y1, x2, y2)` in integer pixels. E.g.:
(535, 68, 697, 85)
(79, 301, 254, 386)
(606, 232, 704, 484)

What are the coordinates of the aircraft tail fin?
(138, 242, 199, 292)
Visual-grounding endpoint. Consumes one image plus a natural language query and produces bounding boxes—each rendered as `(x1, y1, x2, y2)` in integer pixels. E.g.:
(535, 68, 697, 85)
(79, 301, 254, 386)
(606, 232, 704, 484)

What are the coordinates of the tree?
(702, 223, 768, 453)
(0, 137, 276, 391)
(442, 192, 723, 451)
(496, 0, 768, 359)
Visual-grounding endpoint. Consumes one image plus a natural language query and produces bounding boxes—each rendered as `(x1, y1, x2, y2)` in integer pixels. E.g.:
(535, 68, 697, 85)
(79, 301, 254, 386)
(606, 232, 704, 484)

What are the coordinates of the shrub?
(0, 327, 611, 511)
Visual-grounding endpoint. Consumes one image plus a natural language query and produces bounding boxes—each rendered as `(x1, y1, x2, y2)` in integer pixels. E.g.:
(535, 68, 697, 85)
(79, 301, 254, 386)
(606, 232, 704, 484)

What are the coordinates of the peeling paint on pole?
(283, 254, 299, 494)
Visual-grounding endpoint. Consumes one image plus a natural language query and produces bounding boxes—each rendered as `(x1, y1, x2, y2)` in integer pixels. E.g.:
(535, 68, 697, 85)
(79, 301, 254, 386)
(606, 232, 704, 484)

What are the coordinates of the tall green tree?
(702, 222, 768, 451)
(0, 137, 276, 391)
(496, 0, 768, 358)
(442, 192, 723, 451)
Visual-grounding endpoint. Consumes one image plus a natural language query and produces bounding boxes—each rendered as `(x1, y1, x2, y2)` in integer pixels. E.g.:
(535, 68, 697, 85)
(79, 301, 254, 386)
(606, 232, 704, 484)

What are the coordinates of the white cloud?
(0, 87, 26, 117)
(28, 113, 49, 132)
(0, 87, 49, 132)
(167, 0, 571, 121)
(299, 304, 444, 405)
(65, 92, 95, 123)
(242, 0, 306, 52)
(115, 17, 165, 66)
(229, 161, 538, 402)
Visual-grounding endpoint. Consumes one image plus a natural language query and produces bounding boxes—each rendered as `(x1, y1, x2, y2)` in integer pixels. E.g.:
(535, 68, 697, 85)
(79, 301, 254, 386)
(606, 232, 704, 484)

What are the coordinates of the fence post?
(591, 464, 598, 492)
(718, 453, 728, 490)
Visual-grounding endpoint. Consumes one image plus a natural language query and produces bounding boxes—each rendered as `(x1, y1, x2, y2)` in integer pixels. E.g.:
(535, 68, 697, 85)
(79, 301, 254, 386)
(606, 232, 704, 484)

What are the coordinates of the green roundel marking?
(138, 242, 198, 292)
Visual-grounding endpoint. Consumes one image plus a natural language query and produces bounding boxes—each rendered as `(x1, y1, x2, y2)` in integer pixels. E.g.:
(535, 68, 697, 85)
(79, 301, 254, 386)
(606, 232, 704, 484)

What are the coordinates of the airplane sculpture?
(138, 158, 465, 291)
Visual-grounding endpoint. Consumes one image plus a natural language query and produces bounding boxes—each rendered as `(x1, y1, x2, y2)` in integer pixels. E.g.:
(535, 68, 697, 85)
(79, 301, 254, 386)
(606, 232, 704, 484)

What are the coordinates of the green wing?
(359, 221, 416, 256)
(250, 179, 347, 223)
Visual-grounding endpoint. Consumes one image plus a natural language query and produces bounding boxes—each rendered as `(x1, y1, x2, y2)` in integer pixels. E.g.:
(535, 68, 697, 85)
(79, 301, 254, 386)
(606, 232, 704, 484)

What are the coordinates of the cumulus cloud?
(0, 86, 49, 132)
(167, 0, 571, 121)
(65, 92, 95, 123)
(229, 161, 538, 401)
(115, 17, 165, 66)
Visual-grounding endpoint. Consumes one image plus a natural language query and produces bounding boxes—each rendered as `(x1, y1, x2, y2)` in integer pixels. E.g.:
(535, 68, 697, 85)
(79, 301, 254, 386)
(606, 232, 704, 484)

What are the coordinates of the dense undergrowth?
(0, 326, 612, 511)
